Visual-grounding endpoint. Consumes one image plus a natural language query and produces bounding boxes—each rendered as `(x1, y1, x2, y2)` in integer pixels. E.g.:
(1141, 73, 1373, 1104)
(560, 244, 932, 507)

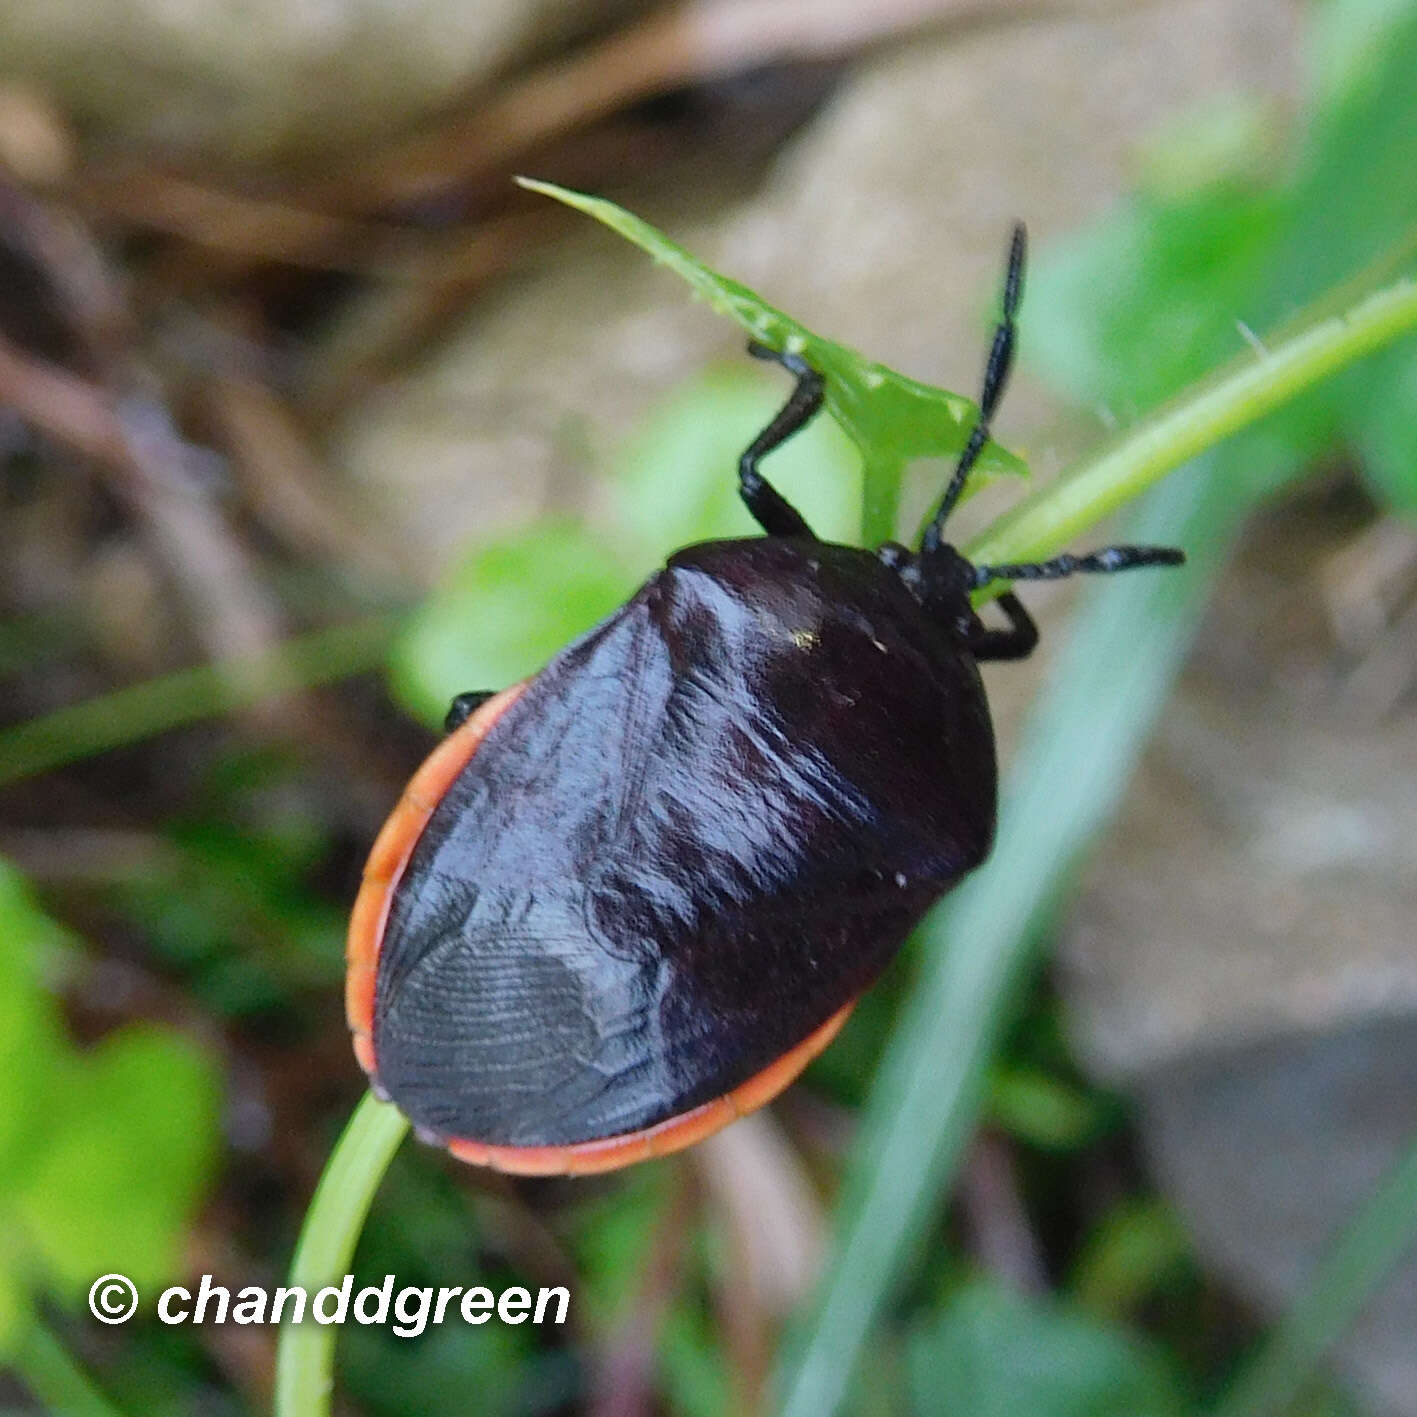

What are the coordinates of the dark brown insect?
(345, 226, 1183, 1174)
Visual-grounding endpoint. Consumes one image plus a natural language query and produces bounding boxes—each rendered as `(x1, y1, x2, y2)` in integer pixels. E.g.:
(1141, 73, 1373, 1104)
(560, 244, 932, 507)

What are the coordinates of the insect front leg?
(737, 343, 821, 538)
(967, 592, 1039, 662)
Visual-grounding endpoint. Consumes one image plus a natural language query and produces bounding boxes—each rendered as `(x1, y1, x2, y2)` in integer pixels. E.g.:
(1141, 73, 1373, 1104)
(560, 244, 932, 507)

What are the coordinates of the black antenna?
(921, 222, 1026, 555)
(971, 545, 1184, 590)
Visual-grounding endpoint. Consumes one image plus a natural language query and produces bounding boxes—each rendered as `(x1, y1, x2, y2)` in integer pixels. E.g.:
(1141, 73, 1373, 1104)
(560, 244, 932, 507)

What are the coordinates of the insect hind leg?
(444, 691, 494, 733)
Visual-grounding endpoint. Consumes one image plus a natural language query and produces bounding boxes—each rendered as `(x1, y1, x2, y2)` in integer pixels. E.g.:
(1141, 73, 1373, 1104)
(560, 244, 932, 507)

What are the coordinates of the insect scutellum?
(742, 222, 1184, 663)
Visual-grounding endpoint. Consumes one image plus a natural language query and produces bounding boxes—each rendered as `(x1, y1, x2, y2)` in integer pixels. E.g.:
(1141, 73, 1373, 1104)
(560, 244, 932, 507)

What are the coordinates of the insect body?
(345, 226, 1183, 1174)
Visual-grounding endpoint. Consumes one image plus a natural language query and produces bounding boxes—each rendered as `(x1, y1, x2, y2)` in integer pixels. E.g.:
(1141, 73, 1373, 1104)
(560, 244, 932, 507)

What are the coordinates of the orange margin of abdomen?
(343, 680, 855, 1176)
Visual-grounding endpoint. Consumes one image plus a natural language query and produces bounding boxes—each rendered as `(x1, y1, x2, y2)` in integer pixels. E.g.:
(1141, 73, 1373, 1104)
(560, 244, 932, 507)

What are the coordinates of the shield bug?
(345, 225, 1183, 1175)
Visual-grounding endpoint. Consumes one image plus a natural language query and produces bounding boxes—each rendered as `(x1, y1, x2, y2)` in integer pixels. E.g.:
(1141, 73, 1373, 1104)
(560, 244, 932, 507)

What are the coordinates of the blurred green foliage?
(391, 361, 860, 725)
(1027, 0, 1417, 515)
(391, 521, 637, 725)
(0, 860, 220, 1353)
(122, 827, 344, 1017)
(907, 1279, 1189, 1417)
(5, 1, 1417, 1414)
(1070, 1200, 1193, 1323)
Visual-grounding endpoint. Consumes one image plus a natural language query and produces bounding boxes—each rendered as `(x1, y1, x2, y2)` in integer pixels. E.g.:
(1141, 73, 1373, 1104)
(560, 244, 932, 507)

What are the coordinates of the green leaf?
(908, 1278, 1189, 1417)
(14, 1024, 221, 1298)
(388, 520, 642, 726)
(1308, 0, 1417, 106)
(1279, 7, 1417, 515)
(0, 862, 71, 1183)
(519, 178, 1026, 545)
(0, 863, 222, 1348)
(1026, 188, 1286, 414)
(1070, 1200, 1191, 1321)
(1349, 342, 1417, 511)
(1278, 6, 1417, 299)
(987, 1066, 1107, 1152)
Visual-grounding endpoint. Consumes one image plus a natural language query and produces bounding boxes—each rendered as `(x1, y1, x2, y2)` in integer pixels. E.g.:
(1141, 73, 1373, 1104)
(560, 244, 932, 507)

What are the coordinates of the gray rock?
(0, 0, 638, 161)
(1140, 1022, 1417, 1417)
(334, 210, 722, 570)
(1066, 688, 1417, 1077)
(1064, 492, 1417, 1414)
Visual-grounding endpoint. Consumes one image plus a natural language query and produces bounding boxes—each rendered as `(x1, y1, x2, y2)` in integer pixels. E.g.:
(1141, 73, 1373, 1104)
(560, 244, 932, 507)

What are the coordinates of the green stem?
(963, 271, 1417, 569)
(776, 268, 1417, 1417)
(1213, 1131, 1417, 1417)
(0, 614, 399, 787)
(274, 1093, 409, 1417)
(861, 454, 907, 548)
(13, 1316, 128, 1417)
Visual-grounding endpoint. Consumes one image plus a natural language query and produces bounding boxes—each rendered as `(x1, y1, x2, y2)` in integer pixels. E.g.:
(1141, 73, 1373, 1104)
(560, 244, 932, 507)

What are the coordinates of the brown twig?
(73, 167, 418, 272)
(587, 1167, 697, 1417)
(958, 1129, 1047, 1293)
(695, 1112, 825, 1414)
(202, 373, 416, 585)
(0, 329, 121, 461)
(0, 331, 285, 677)
(318, 0, 986, 214)
(0, 177, 130, 372)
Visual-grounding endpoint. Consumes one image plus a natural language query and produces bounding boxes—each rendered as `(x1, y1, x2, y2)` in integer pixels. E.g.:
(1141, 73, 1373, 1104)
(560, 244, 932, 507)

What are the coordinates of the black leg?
(972, 545, 1185, 590)
(968, 592, 1039, 662)
(445, 691, 494, 733)
(738, 342, 821, 538)
(922, 224, 1026, 555)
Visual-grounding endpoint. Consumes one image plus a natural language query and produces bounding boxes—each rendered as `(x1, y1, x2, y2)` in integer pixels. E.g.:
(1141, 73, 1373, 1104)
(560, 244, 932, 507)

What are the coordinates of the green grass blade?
(0, 615, 398, 786)
(12, 1319, 129, 1417)
(967, 271, 1417, 570)
(775, 459, 1252, 1417)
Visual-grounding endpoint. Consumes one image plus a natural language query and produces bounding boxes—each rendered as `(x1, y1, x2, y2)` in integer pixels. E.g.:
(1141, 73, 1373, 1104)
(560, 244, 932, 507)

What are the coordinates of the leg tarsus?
(444, 691, 494, 734)
(968, 592, 1038, 662)
(738, 342, 821, 538)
